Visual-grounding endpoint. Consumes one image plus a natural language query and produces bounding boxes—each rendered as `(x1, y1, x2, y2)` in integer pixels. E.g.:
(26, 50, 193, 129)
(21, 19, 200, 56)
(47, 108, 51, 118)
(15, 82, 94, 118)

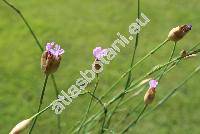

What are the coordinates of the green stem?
(120, 104, 148, 134)
(75, 48, 200, 132)
(84, 92, 107, 134)
(125, 0, 140, 89)
(100, 39, 169, 100)
(51, 75, 61, 134)
(117, 100, 143, 127)
(105, 0, 141, 129)
(2, 0, 43, 51)
(29, 75, 49, 134)
(2, 1, 62, 132)
(80, 39, 170, 131)
(158, 42, 177, 81)
(30, 103, 52, 120)
(77, 75, 99, 133)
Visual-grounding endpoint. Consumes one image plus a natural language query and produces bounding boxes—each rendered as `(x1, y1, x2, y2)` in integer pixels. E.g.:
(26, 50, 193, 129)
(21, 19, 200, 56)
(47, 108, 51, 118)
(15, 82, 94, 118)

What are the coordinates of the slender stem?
(30, 103, 52, 120)
(158, 42, 177, 81)
(100, 39, 169, 100)
(80, 39, 169, 130)
(29, 75, 49, 134)
(2, 0, 43, 51)
(105, 0, 141, 129)
(51, 75, 61, 134)
(75, 48, 200, 131)
(77, 75, 99, 133)
(84, 92, 107, 134)
(104, 97, 123, 129)
(2, 1, 62, 132)
(125, 0, 140, 89)
(100, 105, 107, 134)
(117, 100, 143, 127)
(120, 104, 148, 134)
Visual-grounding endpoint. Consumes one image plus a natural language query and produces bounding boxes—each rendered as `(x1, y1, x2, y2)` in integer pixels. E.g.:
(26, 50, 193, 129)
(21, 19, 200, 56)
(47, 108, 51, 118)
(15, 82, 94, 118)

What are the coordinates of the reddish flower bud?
(144, 88, 156, 105)
(41, 42, 64, 75)
(168, 24, 192, 42)
(144, 80, 158, 104)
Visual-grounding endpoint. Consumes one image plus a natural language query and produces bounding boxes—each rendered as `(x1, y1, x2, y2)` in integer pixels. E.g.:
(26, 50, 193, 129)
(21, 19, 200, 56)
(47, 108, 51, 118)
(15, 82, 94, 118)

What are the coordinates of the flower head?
(149, 79, 158, 89)
(41, 42, 64, 75)
(144, 79, 158, 105)
(93, 47, 108, 60)
(168, 24, 192, 42)
(46, 42, 64, 58)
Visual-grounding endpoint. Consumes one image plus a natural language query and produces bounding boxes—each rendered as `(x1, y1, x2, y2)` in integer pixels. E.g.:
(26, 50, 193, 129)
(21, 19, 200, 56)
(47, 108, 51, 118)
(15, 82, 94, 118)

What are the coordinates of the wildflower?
(41, 42, 64, 75)
(9, 118, 32, 134)
(92, 47, 108, 72)
(144, 79, 158, 104)
(168, 24, 192, 42)
(93, 47, 108, 60)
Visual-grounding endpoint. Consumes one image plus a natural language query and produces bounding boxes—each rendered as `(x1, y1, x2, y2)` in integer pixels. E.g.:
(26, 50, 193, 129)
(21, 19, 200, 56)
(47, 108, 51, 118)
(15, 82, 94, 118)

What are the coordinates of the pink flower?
(41, 42, 64, 75)
(144, 79, 158, 104)
(46, 42, 64, 58)
(93, 47, 107, 60)
(149, 79, 158, 89)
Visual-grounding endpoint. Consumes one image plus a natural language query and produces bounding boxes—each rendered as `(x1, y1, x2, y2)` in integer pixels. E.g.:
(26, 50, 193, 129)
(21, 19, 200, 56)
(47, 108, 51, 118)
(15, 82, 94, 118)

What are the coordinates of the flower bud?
(144, 79, 158, 104)
(9, 118, 32, 134)
(41, 42, 64, 75)
(168, 24, 192, 42)
(92, 47, 107, 73)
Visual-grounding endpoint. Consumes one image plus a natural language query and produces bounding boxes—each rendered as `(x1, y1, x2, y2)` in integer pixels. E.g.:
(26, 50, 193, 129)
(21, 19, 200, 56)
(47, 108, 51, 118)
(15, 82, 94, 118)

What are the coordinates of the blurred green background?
(0, 0, 200, 133)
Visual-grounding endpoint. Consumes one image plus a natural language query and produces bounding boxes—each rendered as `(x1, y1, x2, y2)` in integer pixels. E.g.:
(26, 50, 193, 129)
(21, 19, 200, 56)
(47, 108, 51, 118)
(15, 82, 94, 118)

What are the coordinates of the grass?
(0, 0, 200, 133)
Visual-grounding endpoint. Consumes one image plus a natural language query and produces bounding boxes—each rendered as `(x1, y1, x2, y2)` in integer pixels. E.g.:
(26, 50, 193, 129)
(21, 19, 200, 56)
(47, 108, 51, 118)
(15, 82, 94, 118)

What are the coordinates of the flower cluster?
(41, 42, 64, 75)
(92, 47, 108, 72)
(93, 47, 108, 60)
(144, 79, 158, 104)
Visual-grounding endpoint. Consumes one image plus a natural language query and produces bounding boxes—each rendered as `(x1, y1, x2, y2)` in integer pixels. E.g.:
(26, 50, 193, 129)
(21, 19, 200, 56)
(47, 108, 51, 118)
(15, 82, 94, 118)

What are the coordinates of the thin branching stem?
(30, 103, 53, 120)
(125, 0, 140, 89)
(100, 39, 169, 100)
(104, 0, 141, 129)
(78, 39, 170, 131)
(2, 0, 43, 51)
(158, 42, 177, 81)
(77, 74, 100, 133)
(51, 75, 61, 134)
(80, 47, 200, 131)
(29, 75, 49, 134)
(120, 104, 148, 133)
(117, 100, 143, 127)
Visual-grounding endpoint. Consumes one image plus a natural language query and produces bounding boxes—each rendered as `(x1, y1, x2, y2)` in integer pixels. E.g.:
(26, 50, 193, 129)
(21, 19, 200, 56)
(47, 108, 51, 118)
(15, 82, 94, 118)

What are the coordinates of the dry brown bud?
(168, 24, 192, 42)
(144, 88, 156, 104)
(41, 51, 61, 75)
(40, 42, 64, 75)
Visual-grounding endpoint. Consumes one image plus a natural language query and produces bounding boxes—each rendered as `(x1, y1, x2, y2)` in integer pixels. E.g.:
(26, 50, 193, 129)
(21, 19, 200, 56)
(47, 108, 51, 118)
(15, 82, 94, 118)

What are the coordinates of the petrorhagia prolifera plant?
(29, 42, 64, 134)
(3, 0, 200, 134)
